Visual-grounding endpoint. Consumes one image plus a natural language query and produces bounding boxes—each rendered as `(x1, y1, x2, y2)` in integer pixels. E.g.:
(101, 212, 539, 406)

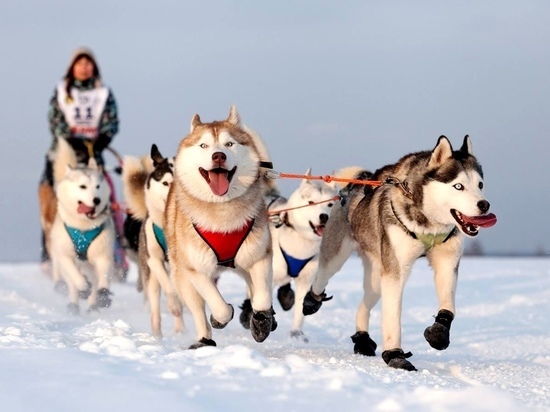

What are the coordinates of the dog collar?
(194, 219, 255, 268)
(280, 246, 314, 278)
(152, 223, 168, 260)
(64, 223, 105, 260)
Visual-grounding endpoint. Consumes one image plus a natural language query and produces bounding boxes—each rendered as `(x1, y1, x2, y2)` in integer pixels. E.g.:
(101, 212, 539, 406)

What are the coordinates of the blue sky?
(1, 1, 549, 261)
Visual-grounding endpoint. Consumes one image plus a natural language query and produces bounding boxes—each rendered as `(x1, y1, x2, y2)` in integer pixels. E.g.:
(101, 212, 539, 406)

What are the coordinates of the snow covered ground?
(0, 257, 549, 411)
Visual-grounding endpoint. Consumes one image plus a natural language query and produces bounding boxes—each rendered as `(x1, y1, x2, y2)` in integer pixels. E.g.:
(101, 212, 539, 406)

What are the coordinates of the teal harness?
(64, 224, 105, 260)
(152, 223, 168, 259)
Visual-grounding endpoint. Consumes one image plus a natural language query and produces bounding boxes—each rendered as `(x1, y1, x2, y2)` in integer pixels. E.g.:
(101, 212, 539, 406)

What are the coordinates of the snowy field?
(0, 256, 549, 411)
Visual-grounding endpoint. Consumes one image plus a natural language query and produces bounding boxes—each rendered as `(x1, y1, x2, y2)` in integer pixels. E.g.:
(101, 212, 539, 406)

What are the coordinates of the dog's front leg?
(247, 255, 277, 343)
(58, 255, 90, 295)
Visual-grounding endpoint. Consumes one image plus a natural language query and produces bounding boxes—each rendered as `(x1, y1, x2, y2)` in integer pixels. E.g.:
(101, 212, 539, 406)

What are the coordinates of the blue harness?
(64, 224, 105, 261)
(280, 247, 314, 278)
(152, 223, 168, 259)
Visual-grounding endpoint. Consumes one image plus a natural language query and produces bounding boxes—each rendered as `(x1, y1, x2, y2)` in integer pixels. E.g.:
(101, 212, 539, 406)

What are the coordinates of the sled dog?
(122, 144, 184, 338)
(303, 136, 497, 371)
(49, 137, 116, 314)
(239, 169, 345, 341)
(165, 105, 277, 349)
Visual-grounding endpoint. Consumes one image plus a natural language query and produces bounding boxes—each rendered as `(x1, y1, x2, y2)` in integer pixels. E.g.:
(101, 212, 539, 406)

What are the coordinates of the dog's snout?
(319, 213, 329, 225)
(478, 200, 490, 214)
(93, 197, 101, 206)
(212, 152, 227, 164)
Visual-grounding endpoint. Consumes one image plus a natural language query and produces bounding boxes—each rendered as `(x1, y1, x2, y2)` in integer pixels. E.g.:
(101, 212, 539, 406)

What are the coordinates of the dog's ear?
(227, 105, 242, 128)
(88, 157, 98, 170)
(150, 144, 164, 166)
(460, 135, 473, 155)
(300, 168, 312, 186)
(190, 114, 202, 132)
(429, 136, 453, 168)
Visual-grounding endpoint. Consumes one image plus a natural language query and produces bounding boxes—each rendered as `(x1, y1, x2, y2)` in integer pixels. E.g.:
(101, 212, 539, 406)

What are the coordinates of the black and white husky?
(49, 138, 116, 314)
(303, 136, 497, 371)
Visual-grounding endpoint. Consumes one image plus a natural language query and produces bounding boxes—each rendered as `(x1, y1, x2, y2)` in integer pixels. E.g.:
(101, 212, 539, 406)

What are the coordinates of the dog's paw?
(210, 304, 234, 329)
(382, 349, 417, 372)
(277, 284, 295, 311)
(424, 309, 454, 350)
(189, 337, 217, 350)
(239, 299, 252, 330)
(250, 307, 276, 343)
(78, 280, 93, 300)
(54, 280, 68, 296)
(302, 288, 332, 316)
(290, 330, 309, 343)
(67, 303, 80, 316)
(96, 288, 113, 308)
(350, 331, 377, 356)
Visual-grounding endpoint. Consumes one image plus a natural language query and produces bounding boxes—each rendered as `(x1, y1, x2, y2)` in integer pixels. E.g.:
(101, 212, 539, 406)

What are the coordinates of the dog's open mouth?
(77, 202, 96, 219)
(199, 166, 237, 196)
(451, 209, 497, 236)
(309, 221, 325, 237)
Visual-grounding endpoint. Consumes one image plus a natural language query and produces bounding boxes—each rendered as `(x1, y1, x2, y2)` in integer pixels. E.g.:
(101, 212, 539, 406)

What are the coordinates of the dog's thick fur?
(303, 136, 497, 371)
(165, 105, 277, 348)
(122, 145, 184, 338)
(49, 138, 116, 314)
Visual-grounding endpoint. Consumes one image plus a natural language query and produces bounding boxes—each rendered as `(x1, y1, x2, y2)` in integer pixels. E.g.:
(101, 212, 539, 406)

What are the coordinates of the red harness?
(194, 219, 255, 268)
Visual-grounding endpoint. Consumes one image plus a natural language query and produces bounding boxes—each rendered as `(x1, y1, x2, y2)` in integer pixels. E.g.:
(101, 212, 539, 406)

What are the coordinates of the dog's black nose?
(478, 200, 490, 214)
(212, 152, 227, 164)
(319, 213, 329, 224)
(93, 197, 101, 206)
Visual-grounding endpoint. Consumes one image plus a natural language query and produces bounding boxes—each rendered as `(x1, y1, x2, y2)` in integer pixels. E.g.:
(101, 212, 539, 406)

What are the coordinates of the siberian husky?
(49, 137, 116, 314)
(122, 144, 184, 338)
(165, 105, 277, 349)
(303, 136, 497, 371)
(239, 169, 341, 342)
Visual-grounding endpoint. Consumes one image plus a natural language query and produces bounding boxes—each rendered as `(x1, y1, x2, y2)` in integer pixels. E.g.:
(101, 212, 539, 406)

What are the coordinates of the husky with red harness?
(165, 105, 277, 349)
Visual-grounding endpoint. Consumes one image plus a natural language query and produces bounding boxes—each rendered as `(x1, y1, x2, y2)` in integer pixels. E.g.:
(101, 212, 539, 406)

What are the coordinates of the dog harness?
(280, 247, 314, 278)
(194, 219, 255, 268)
(64, 223, 105, 260)
(152, 223, 168, 260)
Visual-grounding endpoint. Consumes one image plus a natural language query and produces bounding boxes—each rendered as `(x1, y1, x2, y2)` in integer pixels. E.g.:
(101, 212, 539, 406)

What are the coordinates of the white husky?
(49, 137, 115, 314)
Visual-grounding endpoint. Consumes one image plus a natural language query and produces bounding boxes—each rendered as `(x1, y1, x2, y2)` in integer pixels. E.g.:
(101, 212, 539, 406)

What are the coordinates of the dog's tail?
(122, 156, 150, 221)
(244, 125, 280, 198)
(52, 137, 78, 187)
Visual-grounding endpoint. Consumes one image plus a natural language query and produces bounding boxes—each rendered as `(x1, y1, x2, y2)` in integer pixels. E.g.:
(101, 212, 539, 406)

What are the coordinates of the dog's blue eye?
(225, 142, 234, 147)
(80, 185, 87, 189)
(479, 182, 484, 190)
(453, 183, 464, 191)
(199, 143, 208, 149)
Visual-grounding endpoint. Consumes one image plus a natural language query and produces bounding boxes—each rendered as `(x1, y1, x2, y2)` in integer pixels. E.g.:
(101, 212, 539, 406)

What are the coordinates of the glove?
(302, 287, 333, 316)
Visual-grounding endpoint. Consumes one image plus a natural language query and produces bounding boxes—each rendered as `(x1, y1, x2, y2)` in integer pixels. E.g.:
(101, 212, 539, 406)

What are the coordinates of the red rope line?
(277, 172, 383, 188)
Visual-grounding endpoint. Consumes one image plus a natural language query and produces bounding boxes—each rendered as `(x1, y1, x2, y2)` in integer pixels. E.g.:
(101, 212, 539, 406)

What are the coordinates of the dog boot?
(189, 337, 216, 350)
(302, 287, 333, 316)
(239, 299, 252, 330)
(424, 309, 454, 350)
(210, 304, 234, 329)
(96, 288, 113, 308)
(277, 283, 295, 311)
(78, 280, 93, 300)
(290, 330, 309, 343)
(382, 349, 417, 372)
(350, 331, 377, 356)
(250, 307, 276, 343)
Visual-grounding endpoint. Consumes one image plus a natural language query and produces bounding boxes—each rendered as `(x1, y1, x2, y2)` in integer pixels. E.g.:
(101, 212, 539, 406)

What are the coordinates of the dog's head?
(422, 135, 497, 237)
(174, 105, 263, 203)
(146, 144, 174, 212)
(285, 168, 338, 239)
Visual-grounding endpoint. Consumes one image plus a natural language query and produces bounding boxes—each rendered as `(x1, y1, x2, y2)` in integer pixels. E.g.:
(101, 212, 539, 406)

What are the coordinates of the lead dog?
(303, 136, 497, 371)
(49, 137, 116, 314)
(165, 105, 277, 349)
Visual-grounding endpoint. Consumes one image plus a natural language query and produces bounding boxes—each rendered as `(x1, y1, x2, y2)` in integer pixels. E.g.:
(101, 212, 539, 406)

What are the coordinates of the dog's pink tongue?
(462, 213, 497, 228)
(77, 203, 94, 215)
(208, 171, 230, 196)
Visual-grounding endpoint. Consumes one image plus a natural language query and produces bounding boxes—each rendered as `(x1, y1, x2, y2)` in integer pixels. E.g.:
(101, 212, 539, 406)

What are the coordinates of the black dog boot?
(78, 280, 93, 300)
(350, 331, 377, 356)
(424, 309, 454, 350)
(211, 304, 234, 329)
(189, 337, 217, 350)
(239, 299, 252, 330)
(96, 288, 113, 308)
(302, 287, 333, 316)
(277, 283, 295, 311)
(382, 349, 417, 371)
(250, 307, 276, 343)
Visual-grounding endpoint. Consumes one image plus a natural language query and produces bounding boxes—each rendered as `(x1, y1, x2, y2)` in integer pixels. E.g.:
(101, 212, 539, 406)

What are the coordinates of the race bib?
(57, 83, 109, 139)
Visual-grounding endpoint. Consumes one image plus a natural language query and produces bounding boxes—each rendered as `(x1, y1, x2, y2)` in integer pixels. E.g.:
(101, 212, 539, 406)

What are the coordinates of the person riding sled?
(38, 47, 128, 280)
